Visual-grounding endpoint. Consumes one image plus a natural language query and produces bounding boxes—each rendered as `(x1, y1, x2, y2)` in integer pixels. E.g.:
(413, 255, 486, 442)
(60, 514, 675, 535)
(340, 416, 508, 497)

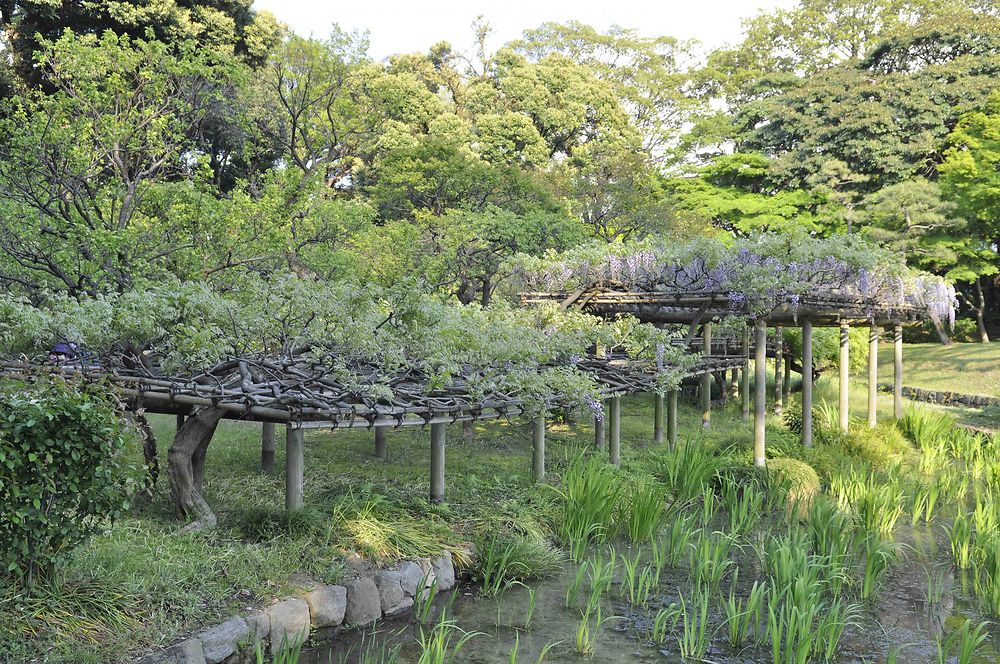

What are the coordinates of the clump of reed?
(555, 452, 622, 559)
(654, 441, 722, 502)
(474, 532, 563, 596)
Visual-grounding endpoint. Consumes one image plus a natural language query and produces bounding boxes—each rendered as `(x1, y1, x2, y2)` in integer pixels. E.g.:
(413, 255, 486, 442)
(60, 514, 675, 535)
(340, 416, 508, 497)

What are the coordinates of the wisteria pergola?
(521, 288, 936, 467)
(0, 348, 741, 520)
(510, 233, 962, 470)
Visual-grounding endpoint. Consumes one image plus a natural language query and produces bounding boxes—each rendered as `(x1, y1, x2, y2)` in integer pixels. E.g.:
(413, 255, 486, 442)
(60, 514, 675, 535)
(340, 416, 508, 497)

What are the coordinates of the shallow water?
(303, 524, 1000, 664)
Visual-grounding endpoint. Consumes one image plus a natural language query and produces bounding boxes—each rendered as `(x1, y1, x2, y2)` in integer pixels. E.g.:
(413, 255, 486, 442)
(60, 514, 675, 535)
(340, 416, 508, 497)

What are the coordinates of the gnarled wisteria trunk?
(168, 406, 226, 531)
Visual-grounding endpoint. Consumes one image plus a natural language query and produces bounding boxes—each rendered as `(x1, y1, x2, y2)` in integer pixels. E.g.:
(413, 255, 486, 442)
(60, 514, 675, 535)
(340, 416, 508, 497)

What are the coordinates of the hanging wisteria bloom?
(585, 395, 605, 423)
(513, 232, 957, 325)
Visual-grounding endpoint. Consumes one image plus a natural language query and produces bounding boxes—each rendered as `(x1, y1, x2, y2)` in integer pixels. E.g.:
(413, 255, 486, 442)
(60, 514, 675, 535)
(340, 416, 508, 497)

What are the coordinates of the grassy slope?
(877, 341, 1000, 398)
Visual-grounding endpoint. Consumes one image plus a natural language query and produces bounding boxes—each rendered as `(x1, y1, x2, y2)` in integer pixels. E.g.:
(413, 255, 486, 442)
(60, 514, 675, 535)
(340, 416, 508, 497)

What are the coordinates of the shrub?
(0, 377, 139, 587)
(767, 457, 820, 510)
(840, 424, 912, 470)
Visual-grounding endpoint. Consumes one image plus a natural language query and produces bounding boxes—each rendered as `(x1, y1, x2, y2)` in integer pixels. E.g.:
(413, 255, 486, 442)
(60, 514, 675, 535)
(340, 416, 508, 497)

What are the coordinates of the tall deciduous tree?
(0, 0, 280, 85)
(0, 33, 230, 294)
(940, 93, 1000, 342)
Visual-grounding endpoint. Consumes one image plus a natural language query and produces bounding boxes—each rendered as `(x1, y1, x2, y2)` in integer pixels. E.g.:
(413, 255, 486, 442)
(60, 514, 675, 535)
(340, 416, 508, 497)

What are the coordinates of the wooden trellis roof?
(520, 289, 927, 327)
(0, 352, 742, 429)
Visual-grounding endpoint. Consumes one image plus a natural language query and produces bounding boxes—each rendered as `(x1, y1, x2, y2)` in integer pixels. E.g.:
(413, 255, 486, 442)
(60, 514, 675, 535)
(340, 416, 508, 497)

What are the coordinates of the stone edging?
(135, 549, 466, 664)
(877, 384, 1000, 409)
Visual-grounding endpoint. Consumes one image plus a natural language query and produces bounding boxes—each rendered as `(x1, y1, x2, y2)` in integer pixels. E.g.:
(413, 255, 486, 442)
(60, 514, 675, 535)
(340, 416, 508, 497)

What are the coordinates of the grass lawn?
(878, 341, 1000, 398)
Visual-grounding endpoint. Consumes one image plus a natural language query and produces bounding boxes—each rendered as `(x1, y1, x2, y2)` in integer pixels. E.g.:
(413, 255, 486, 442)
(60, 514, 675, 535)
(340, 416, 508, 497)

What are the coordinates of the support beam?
(261, 422, 275, 474)
(430, 422, 446, 503)
(375, 426, 388, 460)
(741, 327, 751, 422)
(754, 320, 767, 467)
(653, 393, 664, 444)
(285, 426, 304, 511)
(868, 324, 879, 428)
(802, 320, 814, 448)
(667, 389, 678, 449)
(839, 322, 850, 433)
(894, 323, 904, 420)
(594, 402, 606, 452)
(609, 396, 621, 466)
(532, 413, 546, 482)
(774, 326, 784, 416)
(701, 322, 712, 429)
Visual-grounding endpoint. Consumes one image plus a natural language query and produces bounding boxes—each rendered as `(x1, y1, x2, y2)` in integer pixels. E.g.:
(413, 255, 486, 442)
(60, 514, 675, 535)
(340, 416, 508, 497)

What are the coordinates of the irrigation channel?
(300, 510, 1000, 662)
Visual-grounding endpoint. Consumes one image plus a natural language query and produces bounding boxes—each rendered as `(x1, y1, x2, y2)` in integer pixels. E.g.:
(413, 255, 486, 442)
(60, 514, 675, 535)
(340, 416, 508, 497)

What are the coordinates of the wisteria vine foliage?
(511, 233, 958, 324)
(0, 275, 697, 417)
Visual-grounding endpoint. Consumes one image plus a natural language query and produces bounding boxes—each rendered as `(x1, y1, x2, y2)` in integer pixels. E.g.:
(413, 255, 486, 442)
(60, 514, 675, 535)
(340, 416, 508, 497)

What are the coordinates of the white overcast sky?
(251, 0, 800, 60)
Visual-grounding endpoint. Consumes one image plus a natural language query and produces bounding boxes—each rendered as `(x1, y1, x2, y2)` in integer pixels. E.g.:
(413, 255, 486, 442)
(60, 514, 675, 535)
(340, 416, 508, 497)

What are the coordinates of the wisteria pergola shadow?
(522, 286, 930, 469)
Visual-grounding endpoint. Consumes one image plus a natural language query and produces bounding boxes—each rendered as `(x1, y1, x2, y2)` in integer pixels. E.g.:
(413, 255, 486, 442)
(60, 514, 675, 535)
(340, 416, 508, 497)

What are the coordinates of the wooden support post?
(754, 320, 767, 467)
(868, 324, 879, 428)
(261, 422, 276, 474)
(783, 356, 791, 404)
(730, 367, 739, 399)
(894, 323, 904, 420)
(774, 325, 784, 416)
(430, 422, 446, 503)
(741, 326, 751, 421)
(285, 426, 304, 511)
(609, 396, 621, 466)
(375, 426, 388, 460)
(701, 322, 712, 429)
(594, 401, 606, 452)
(839, 322, 850, 433)
(802, 320, 814, 448)
(532, 412, 546, 482)
(667, 389, 678, 449)
(653, 393, 664, 444)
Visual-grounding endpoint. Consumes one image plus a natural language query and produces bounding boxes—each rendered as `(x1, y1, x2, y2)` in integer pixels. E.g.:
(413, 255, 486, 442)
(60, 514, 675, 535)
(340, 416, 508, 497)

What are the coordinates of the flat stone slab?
(245, 610, 270, 643)
(384, 596, 414, 617)
(306, 585, 347, 628)
(135, 638, 206, 664)
(198, 615, 248, 664)
(398, 561, 425, 597)
(344, 577, 382, 626)
(431, 551, 456, 591)
(266, 598, 311, 653)
(374, 571, 406, 613)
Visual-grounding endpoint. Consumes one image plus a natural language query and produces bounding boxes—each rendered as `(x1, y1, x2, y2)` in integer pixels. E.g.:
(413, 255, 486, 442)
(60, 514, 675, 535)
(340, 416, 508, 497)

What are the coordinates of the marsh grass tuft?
(474, 533, 563, 596)
(556, 452, 621, 558)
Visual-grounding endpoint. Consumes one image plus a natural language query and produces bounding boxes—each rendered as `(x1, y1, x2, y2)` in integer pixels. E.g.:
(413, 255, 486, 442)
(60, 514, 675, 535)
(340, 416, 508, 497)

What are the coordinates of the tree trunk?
(929, 312, 952, 346)
(167, 407, 226, 531)
(135, 412, 158, 497)
(975, 277, 991, 343)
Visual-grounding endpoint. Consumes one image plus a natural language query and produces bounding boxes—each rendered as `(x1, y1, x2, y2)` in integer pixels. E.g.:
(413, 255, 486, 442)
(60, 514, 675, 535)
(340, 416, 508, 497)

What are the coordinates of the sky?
(251, 0, 800, 60)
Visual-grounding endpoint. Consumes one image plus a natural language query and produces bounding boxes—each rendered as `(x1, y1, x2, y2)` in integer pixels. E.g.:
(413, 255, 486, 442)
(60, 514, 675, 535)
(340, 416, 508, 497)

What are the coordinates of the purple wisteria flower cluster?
(519, 235, 957, 322)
